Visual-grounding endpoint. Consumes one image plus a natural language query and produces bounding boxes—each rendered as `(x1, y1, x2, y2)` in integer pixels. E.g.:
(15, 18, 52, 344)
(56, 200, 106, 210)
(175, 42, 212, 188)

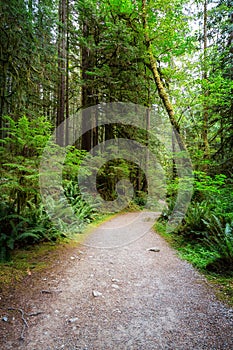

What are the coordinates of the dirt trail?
(0, 212, 233, 350)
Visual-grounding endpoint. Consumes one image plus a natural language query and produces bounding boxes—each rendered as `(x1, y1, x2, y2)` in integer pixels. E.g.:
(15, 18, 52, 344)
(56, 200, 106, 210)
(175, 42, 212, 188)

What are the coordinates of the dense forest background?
(0, 0, 233, 276)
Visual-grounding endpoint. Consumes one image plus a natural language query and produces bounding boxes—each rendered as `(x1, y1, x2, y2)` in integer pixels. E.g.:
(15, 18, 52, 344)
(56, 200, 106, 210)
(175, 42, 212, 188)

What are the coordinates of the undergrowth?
(0, 116, 104, 262)
(155, 172, 233, 305)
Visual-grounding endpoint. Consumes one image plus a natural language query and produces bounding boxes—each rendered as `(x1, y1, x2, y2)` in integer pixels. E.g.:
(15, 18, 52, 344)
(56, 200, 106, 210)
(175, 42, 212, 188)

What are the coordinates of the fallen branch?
(27, 311, 43, 317)
(8, 308, 28, 340)
(41, 289, 62, 294)
(7, 307, 43, 340)
(41, 290, 53, 294)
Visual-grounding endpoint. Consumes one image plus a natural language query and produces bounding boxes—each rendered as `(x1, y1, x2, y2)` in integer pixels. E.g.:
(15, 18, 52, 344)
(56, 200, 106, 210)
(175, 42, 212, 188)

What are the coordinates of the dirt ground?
(0, 212, 232, 350)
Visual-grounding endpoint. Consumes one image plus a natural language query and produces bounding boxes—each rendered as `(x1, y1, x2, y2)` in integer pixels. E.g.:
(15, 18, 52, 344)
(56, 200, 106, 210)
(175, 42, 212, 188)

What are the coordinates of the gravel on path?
(0, 212, 232, 350)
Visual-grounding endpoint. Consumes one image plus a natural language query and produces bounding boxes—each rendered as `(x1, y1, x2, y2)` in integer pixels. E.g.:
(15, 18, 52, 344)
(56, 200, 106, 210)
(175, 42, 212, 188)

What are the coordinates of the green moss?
(0, 241, 62, 288)
(205, 274, 233, 307)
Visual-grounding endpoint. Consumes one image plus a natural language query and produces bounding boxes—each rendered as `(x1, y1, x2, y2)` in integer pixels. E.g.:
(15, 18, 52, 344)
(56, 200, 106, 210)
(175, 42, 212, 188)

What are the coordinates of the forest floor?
(0, 211, 233, 350)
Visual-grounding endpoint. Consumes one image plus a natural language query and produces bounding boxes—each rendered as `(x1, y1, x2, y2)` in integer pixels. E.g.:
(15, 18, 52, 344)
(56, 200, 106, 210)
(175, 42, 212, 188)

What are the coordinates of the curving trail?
(1, 212, 233, 350)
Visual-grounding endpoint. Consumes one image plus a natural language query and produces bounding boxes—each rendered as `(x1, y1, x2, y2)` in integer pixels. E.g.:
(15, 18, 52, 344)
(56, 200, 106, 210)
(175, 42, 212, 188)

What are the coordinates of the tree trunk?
(141, 0, 187, 153)
(202, 0, 210, 167)
(65, 0, 69, 146)
(81, 19, 94, 151)
(56, 0, 67, 146)
(80, 4, 101, 152)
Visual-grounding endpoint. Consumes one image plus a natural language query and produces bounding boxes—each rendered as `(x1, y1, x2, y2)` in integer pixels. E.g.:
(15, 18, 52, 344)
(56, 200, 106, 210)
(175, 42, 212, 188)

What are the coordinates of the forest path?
(1, 212, 233, 350)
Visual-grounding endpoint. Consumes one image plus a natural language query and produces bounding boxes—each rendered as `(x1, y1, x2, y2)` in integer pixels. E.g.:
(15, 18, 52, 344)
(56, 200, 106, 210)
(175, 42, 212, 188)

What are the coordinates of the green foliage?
(1, 115, 52, 153)
(64, 180, 98, 225)
(193, 171, 227, 198)
(0, 0, 57, 118)
(1, 115, 52, 215)
(63, 146, 87, 180)
(0, 115, 98, 261)
(211, 185, 233, 221)
(133, 190, 147, 207)
(160, 171, 233, 274)
(176, 214, 233, 274)
(0, 200, 57, 262)
(178, 243, 220, 270)
(179, 200, 211, 238)
(202, 216, 233, 273)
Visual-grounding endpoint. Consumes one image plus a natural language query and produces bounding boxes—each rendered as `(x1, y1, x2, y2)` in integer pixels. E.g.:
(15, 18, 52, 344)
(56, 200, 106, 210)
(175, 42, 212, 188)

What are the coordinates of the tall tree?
(197, 0, 233, 172)
(0, 0, 33, 119)
(0, 0, 58, 125)
(140, 0, 192, 152)
(80, 5, 96, 151)
(202, 0, 210, 165)
(56, 0, 68, 146)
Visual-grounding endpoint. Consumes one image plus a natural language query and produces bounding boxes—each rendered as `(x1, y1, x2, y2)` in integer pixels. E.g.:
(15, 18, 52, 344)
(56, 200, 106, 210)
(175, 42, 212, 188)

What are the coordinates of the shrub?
(159, 172, 233, 273)
(203, 216, 233, 273)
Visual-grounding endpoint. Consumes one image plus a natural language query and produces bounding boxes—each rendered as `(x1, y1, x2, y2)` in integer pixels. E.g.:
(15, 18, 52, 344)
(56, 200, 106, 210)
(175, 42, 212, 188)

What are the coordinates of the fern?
(16, 231, 41, 242)
(202, 216, 233, 272)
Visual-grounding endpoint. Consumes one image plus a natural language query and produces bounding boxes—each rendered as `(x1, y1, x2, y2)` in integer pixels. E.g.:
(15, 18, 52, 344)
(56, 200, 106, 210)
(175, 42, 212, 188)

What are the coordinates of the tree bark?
(65, 0, 69, 146)
(56, 0, 67, 146)
(141, 0, 187, 153)
(202, 0, 210, 166)
(81, 19, 95, 151)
